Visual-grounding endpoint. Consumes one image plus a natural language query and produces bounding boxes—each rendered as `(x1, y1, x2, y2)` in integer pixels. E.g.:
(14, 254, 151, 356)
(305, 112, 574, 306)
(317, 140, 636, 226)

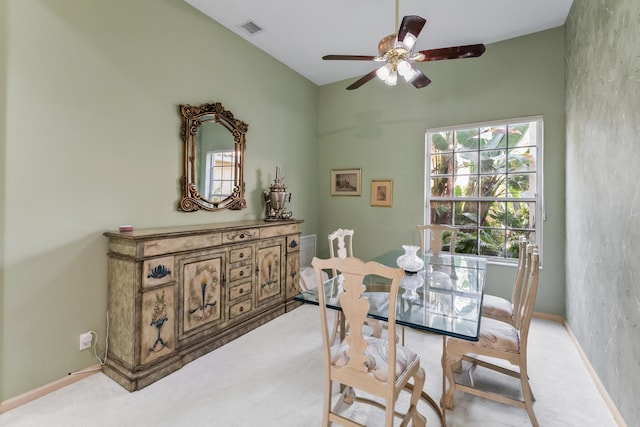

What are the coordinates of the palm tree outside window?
(425, 116, 543, 263)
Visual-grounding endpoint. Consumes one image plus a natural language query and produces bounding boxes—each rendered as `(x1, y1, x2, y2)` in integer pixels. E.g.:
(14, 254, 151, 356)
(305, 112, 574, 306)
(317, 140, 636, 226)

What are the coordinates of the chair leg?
(411, 367, 427, 427)
(442, 351, 460, 409)
(366, 318, 384, 338)
(468, 360, 478, 386)
(322, 379, 332, 427)
(520, 366, 539, 427)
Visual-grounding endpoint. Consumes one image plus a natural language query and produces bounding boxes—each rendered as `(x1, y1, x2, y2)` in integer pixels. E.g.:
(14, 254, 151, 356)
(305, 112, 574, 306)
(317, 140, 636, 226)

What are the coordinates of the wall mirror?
(179, 102, 248, 211)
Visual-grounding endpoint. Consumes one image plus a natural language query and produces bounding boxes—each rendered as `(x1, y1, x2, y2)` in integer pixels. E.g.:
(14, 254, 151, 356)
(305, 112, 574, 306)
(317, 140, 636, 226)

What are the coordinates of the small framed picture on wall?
(331, 168, 362, 196)
(371, 180, 392, 207)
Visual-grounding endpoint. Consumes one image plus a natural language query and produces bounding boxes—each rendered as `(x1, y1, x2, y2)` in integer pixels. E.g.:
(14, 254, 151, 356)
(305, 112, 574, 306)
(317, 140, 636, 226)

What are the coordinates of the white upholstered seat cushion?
(449, 317, 520, 354)
(481, 294, 513, 321)
(331, 336, 418, 382)
(472, 317, 520, 353)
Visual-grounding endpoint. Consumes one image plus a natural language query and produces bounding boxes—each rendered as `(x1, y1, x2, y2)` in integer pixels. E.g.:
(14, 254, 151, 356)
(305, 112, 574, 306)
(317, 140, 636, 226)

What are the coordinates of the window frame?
(424, 115, 544, 265)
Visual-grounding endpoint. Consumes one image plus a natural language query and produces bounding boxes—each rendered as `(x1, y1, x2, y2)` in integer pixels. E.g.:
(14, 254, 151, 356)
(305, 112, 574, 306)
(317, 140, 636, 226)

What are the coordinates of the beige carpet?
(0, 305, 618, 426)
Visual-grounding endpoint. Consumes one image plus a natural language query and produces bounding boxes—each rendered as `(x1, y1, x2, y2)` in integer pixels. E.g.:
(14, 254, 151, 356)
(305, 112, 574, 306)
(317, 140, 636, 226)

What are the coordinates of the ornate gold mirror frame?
(179, 102, 248, 212)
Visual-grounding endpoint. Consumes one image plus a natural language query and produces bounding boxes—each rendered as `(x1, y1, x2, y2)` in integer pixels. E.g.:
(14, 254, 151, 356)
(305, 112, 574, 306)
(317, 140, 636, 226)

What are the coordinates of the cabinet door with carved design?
(178, 250, 226, 337)
(285, 251, 300, 300)
(255, 238, 285, 307)
(140, 285, 175, 365)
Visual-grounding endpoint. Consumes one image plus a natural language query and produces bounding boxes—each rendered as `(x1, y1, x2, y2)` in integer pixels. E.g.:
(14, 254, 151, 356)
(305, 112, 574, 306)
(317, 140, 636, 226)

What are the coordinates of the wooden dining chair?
(328, 228, 384, 341)
(311, 256, 426, 427)
(442, 246, 540, 426)
(416, 224, 458, 255)
(328, 228, 354, 265)
(481, 236, 529, 325)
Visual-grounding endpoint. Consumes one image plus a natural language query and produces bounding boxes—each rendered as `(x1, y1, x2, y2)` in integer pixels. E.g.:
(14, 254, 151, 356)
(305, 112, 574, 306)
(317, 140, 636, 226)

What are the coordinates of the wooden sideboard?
(102, 219, 302, 391)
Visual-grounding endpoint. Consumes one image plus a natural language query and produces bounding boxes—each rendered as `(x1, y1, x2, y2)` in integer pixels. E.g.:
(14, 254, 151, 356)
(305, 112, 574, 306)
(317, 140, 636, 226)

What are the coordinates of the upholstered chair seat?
(481, 294, 515, 324)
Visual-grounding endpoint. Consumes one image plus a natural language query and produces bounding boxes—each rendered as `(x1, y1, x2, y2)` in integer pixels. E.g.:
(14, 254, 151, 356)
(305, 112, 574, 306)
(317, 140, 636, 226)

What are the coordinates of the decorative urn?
(263, 166, 292, 221)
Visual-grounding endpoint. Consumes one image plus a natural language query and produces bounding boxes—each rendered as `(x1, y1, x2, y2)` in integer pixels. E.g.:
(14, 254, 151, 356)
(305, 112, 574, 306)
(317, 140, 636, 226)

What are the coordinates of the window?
(425, 116, 543, 263)
(204, 150, 236, 202)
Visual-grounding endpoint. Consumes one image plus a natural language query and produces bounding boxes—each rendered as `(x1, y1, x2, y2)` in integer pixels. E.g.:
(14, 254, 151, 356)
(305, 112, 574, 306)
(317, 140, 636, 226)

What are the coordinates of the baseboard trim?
(532, 311, 564, 322)
(0, 364, 101, 415)
(533, 312, 628, 427)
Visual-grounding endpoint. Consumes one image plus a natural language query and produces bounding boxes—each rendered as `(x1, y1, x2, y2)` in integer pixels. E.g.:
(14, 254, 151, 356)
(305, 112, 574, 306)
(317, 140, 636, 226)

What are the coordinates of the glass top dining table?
(294, 250, 488, 341)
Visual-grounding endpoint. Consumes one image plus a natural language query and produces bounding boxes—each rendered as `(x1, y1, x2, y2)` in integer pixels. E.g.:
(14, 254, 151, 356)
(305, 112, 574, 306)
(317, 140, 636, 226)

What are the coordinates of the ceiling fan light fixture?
(397, 60, 412, 76)
(376, 63, 394, 80)
(397, 33, 417, 51)
(384, 70, 398, 86)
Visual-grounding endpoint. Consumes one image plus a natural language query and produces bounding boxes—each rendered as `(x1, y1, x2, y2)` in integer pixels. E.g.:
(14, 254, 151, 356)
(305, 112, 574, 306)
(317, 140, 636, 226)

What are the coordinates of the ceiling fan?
(323, 0, 486, 90)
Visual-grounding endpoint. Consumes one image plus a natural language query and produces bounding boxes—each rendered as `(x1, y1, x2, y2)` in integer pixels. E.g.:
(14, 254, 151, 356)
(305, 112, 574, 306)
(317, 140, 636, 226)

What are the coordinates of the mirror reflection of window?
(204, 151, 235, 202)
(197, 120, 235, 203)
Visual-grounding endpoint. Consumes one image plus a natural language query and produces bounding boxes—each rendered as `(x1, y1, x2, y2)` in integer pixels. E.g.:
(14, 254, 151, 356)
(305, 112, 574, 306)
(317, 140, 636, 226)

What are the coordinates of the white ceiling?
(184, 0, 573, 87)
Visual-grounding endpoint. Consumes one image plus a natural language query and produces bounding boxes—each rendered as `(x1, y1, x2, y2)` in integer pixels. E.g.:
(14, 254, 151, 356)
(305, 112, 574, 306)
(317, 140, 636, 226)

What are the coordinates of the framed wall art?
(331, 168, 362, 196)
(370, 179, 393, 207)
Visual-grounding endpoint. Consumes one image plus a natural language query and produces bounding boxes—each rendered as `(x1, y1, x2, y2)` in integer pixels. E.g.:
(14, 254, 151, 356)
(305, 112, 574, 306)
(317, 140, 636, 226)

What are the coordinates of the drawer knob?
(239, 271, 244, 276)
(239, 288, 244, 294)
(239, 252, 244, 258)
(239, 306, 244, 312)
(239, 233, 245, 239)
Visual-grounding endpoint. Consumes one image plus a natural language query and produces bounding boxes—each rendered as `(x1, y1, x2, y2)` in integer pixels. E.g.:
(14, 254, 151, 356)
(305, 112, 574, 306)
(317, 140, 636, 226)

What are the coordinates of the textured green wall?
(317, 27, 566, 317)
(1, 0, 318, 400)
(565, 1, 640, 424)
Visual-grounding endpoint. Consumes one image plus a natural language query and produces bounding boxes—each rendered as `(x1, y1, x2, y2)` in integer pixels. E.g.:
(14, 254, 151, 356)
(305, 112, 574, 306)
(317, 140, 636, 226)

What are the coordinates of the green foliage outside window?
(428, 121, 539, 261)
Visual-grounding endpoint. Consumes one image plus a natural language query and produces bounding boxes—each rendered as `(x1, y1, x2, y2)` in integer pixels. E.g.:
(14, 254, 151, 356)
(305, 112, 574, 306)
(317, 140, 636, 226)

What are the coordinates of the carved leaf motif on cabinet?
(183, 257, 223, 333)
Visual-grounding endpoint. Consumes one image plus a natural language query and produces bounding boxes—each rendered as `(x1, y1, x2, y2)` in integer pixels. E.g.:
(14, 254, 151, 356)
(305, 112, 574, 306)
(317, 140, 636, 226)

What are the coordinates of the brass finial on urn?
(264, 166, 292, 221)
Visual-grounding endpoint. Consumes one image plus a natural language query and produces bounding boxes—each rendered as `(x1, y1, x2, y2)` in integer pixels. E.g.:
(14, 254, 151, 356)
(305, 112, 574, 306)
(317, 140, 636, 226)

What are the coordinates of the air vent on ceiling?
(239, 20, 263, 35)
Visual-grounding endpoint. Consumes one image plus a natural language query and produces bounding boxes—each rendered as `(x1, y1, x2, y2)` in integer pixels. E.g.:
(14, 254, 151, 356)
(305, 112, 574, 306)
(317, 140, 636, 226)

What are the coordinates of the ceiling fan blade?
(408, 69, 431, 88)
(323, 55, 377, 61)
(396, 15, 426, 50)
(416, 44, 486, 62)
(346, 69, 378, 90)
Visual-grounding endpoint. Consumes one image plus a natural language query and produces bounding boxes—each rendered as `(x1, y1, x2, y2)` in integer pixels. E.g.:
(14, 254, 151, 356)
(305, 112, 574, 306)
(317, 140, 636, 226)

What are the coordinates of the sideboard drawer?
(286, 235, 300, 253)
(229, 264, 252, 282)
(229, 282, 251, 301)
(142, 256, 175, 288)
(144, 233, 222, 257)
(260, 224, 299, 239)
(222, 228, 260, 245)
(229, 246, 253, 264)
(229, 299, 252, 319)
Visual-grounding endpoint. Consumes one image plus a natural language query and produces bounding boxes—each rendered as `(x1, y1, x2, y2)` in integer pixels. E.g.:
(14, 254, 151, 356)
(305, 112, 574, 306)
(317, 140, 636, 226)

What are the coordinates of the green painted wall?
(317, 27, 566, 317)
(1, 0, 318, 400)
(565, 1, 640, 424)
(0, 0, 8, 403)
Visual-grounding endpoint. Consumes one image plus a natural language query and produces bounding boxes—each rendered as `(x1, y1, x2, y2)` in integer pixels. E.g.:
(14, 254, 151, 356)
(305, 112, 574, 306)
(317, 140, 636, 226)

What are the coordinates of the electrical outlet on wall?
(79, 332, 93, 351)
